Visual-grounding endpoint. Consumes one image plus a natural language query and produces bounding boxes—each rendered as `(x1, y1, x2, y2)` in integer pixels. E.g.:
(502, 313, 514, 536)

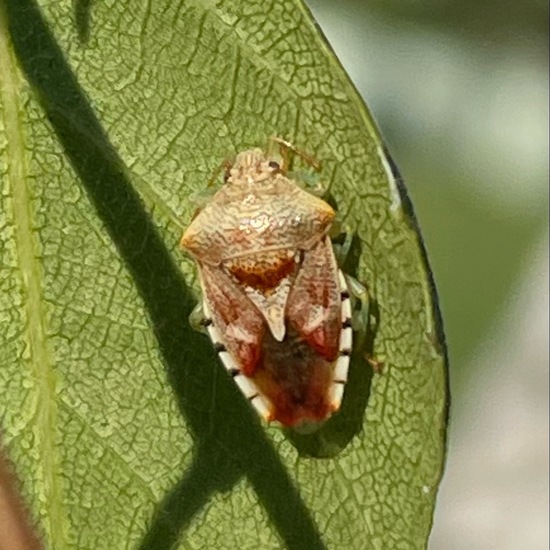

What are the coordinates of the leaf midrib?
(0, 11, 67, 548)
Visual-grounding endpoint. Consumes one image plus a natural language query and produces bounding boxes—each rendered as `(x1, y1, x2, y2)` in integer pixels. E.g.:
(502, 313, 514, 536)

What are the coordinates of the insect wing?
(287, 236, 342, 362)
(199, 263, 265, 377)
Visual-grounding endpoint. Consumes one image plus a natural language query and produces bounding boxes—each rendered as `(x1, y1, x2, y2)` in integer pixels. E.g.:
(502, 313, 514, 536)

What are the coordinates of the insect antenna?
(270, 136, 322, 173)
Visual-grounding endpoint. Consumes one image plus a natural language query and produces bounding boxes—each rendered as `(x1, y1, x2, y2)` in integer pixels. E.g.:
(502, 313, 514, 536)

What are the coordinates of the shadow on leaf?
(6, 1, 330, 548)
(73, 0, 93, 43)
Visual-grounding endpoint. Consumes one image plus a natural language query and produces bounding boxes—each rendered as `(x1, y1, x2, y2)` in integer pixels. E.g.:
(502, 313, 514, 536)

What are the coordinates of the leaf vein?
(0, 13, 68, 548)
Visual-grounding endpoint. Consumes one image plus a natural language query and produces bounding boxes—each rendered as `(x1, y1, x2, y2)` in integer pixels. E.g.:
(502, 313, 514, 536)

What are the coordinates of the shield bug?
(180, 142, 356, 428)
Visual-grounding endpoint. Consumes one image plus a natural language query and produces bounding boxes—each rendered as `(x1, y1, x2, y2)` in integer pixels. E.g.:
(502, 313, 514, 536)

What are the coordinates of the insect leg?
(188, 300, 211, 335)
(343, 273, 384, 374)
(269, 136, 322, 172)
(330, 223, 352, 266)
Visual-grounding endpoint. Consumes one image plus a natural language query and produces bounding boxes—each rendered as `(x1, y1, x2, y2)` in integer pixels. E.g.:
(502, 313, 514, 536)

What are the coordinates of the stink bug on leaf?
(181, 140, 363, 429)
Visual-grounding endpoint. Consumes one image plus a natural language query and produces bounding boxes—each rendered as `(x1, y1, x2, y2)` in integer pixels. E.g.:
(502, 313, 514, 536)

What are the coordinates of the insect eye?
(268, 161, 280, 171)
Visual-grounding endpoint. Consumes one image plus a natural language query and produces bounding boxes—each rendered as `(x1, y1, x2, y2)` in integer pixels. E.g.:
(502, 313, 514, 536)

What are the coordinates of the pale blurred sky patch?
(430, 232, 549, 550)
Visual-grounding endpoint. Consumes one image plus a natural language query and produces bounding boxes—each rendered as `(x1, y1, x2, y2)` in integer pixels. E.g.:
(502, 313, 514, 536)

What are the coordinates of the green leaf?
(0, 0, 448, 548)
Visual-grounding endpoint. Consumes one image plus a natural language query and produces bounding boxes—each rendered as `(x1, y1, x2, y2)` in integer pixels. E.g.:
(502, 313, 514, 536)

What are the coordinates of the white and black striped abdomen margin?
(201, 298, 272, 420)
(329, 270, 353, 411)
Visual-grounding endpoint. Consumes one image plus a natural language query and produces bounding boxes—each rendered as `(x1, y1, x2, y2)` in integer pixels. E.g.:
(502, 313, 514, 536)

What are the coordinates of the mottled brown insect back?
(180, 150, 335, 266)
(181, 147, 353, 428)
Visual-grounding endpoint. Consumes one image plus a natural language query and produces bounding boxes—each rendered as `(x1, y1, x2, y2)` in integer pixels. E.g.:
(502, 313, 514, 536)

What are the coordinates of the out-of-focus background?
(306, 1, 549, 548)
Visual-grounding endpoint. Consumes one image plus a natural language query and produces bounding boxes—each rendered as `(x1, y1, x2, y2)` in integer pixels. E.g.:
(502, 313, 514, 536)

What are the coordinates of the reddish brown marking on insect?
(287, 237, 342, 362)
(199, 264, 265, 376)
(238, 342, 262, 377)
(301, 323, 340, 362)
(227, 255, 296, 291)
(251, 327, 334, 427)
